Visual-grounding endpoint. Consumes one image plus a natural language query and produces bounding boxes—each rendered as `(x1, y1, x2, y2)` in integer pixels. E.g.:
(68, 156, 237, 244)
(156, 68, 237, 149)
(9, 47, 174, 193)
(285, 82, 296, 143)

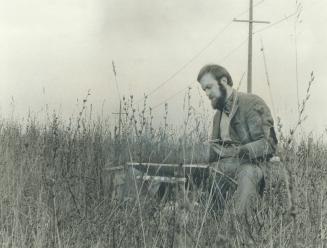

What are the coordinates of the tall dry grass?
(0, 73, 326, 247)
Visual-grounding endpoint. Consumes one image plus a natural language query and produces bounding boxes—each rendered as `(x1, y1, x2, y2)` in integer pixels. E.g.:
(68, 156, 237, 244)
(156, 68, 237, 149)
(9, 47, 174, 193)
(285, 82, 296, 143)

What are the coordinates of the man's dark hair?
(197, 64, 233, 86)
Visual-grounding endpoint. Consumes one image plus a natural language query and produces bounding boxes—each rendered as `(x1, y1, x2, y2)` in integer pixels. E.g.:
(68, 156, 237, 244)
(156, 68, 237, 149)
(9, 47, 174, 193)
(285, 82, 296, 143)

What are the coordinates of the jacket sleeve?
(239, 96, 277, 160)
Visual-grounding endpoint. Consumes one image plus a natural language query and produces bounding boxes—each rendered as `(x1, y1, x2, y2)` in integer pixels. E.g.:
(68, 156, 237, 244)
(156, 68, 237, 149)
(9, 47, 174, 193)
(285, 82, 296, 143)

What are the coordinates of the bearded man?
(197, 64, 278, 216)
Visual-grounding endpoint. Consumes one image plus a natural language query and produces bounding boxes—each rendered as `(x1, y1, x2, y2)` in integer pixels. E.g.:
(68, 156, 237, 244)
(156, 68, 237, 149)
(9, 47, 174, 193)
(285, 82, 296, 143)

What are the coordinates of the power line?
(254, 0, 327, 35)
(129, 1, 319, 107)
(219, 37, 248, 62)
(136, 22, 233, 104)
(135, 1, 268, 105)
(253, 11, 297, 34)
(150, 83, 196, 111)
(136, 2, 266, 105)
(150, 37, 248, 111)
(139, 1, 326, 114)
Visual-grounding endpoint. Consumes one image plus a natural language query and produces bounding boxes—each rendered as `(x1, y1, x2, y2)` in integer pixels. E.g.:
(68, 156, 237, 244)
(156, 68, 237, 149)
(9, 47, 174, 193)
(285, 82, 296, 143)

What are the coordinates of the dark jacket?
(209, 91, 278, 163)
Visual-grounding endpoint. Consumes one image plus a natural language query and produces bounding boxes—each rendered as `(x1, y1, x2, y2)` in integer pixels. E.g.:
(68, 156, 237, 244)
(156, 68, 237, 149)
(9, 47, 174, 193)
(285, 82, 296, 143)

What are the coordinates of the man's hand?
(211, 143, 240, 158)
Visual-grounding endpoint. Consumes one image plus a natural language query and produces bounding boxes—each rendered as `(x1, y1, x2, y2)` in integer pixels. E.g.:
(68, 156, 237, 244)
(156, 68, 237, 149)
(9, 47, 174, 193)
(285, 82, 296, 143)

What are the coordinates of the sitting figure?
(197, 64, 278, 216)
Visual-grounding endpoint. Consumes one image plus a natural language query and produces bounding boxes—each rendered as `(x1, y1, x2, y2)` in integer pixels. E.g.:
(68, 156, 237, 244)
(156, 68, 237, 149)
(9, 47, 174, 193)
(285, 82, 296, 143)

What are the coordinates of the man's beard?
(211, 83, 227, 111)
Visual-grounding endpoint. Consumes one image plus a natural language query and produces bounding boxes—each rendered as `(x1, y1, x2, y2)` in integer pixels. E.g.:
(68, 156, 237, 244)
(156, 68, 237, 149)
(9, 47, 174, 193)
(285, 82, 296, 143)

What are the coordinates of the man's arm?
(239, 96, 277, 160)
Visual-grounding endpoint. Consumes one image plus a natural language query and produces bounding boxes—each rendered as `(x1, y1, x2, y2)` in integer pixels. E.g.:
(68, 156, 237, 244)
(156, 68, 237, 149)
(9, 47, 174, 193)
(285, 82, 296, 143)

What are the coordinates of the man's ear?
(220, 76, 228, 87)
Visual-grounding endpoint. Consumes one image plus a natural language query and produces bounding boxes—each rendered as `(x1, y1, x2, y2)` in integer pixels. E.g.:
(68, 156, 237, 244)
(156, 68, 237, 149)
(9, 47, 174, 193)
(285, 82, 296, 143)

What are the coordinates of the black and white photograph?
(0, 0, 326, 247)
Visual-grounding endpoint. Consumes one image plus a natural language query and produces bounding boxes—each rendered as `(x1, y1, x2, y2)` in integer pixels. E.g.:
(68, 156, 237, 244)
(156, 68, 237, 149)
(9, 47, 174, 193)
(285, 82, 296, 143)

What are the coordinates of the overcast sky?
(0, 0, 326, 135)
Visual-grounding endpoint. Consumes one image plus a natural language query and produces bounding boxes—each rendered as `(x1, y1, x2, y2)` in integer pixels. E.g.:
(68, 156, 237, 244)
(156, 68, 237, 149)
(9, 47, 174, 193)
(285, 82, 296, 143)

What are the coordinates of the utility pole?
(233, 0, 270, 93)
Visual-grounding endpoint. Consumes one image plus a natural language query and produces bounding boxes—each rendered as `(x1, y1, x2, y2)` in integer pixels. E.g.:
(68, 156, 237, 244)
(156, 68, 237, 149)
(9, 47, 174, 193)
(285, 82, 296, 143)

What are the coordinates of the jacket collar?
(223, 89, 239, 119)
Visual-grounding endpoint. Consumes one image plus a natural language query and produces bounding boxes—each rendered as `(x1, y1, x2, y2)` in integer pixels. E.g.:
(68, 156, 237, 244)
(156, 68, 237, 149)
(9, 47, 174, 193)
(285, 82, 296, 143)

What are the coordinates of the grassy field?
(0, 84, 326, 247)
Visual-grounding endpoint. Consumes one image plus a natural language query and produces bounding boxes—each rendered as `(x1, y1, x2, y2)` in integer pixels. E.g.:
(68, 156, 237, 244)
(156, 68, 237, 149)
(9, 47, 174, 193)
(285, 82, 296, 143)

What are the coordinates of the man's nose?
(205, 89, 211, 97)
